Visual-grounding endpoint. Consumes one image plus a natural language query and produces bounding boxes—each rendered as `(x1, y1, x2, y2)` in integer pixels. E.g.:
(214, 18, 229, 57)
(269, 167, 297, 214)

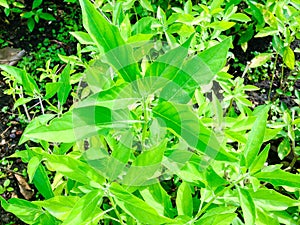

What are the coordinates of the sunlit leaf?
(237, 187, 256, 225)
(78, 0, 141, 82)
(109, 182, 174, 224)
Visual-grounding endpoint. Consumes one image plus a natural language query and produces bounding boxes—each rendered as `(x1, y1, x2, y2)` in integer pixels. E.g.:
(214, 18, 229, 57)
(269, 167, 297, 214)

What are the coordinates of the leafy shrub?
(0, 0, 299, 224)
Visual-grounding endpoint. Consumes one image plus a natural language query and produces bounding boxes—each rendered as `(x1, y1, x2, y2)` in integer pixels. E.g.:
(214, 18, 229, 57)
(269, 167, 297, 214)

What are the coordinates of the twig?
(18, 86, 31, 121)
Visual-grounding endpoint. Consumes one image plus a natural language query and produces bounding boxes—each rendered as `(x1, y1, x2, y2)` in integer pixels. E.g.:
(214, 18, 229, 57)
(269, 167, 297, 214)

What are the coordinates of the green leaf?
(0, 196, 57, 224)
(208, 21, 236, 31)
(62, 190, 103, 225)
(0, 65, 39, 95)
(21, 103, 136, 143)
(184, 0, 193, 14)
(197, 38, 232, 75)
(153, 101, 237, 162)
(39, 12, 56, 21)
(132, 17, 158, 35)
(283, 46, 295, 70)
(0, 0, 9, 8)
(163, 149, 207, 185)
(32, 148, 105, 187)
(176, 181, 193, 217)
(140, 0, 154, 12)
(249, 144, 270, 174)
(32, 0, 42, 9)
(70, 31, 94, 45)
(249, 53, 273, 68)
(21, 148, 54, 200)
(45, 82, 61, 99)
(205, 166, 229, 189)
(77, 83, 140, 109)
(230, 13, 251, 22)
(242, 105, 269, 168)
(121, 140, 166, 186)
(278, 138, 291, 160)
(195, 207, 237, 224)
(254, 168, 300, 189)
(254, 27, 278, 38)
(256, 208, 280, 225)
(32, 161, 54, 199)
(33, 196, 79, 221)
(57, 63, 71, 106)
(272, 36, 284, 55)
(13, 97, 33, 110)
(144, 38, 231, 103)
(246, 0, 264, 25)
(27, 17, 35, 32)
(27, 156, 41, 183)
(78, 0, 141, 82)
(139, 183, 175, 218)
(109, 182, 174, 224)
(249, 188, 300, 211)
(237, 187, 256, 225)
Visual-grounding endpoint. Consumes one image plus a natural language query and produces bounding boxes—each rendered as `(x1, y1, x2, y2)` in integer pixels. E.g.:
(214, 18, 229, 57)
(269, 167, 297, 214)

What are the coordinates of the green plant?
(0, 179, 14, 194)
(1, 0, 300, 224)
(20, 0, 55, 32)
(0, 0, 56, 32)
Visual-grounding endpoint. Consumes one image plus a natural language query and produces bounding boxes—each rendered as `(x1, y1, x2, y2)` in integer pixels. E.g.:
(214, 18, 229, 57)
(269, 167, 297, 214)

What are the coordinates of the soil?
(0, 1, 299, 225)
(0, 2, 81, 224)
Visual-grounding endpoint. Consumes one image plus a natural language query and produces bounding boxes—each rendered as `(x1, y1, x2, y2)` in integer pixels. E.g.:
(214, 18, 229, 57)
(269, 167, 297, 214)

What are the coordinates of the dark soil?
(0, 1, 82, 224)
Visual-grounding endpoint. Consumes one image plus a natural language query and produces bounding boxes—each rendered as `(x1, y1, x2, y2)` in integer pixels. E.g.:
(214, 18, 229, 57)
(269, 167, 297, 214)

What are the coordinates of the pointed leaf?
(153, 101, 237, 161)
(176, 181, 193, 217)
(121, 141, 166, 186)
(78, 0, 141, 82)
(57, 63, 71, 106)
(0, 197, 57, 224)
(62, 190, 103, 225)
(139, 183, 175, 217)
(237, 187, 256, 225)
(249, 144, 270, 174)
(109, 182, 174, 224)
(254, 168, 300, 188)
(249, 188, 300, 211)
(243, 105, 270, 167)
(33, 196, 79, 221)
(31, 149, 105, 187)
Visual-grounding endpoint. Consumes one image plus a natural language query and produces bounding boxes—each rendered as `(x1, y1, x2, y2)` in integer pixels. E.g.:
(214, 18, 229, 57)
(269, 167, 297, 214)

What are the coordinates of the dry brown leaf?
(14, 174, 34, 200)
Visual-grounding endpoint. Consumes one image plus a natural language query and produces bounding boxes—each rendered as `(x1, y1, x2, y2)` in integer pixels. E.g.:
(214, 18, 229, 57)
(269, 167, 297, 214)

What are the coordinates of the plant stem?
(268, 53, 278, 101)
(18, 86, 31, 121)
(38, 97, 45, 114)
(192, 174, 247, 222)
(141, 98, 148, 149)
(108, 196, 125, 225)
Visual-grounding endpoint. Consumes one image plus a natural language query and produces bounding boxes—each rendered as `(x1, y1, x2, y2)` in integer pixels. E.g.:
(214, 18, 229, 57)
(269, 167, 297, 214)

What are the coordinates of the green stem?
(141, 98, 148, 149)
(192, 174, 247, 222)
(268, 53, 278, 101)
(108, 196, 125, 225)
